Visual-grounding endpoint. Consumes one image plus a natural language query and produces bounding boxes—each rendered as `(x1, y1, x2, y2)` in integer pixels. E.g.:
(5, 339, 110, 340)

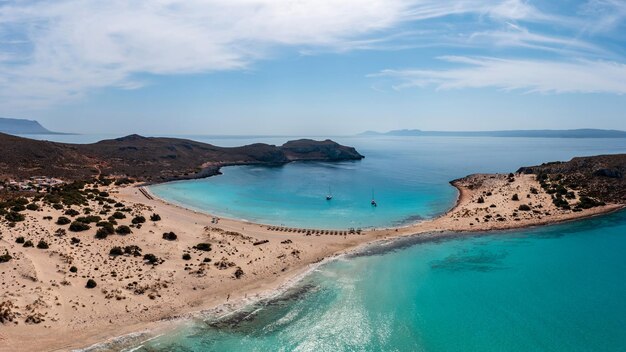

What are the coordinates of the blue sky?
(0, 0, 625, 135)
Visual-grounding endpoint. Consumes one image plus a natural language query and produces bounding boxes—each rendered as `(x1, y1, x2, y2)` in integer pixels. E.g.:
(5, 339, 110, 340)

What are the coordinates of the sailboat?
(326, 186, 333, 201)
(371, 190, 377, 207)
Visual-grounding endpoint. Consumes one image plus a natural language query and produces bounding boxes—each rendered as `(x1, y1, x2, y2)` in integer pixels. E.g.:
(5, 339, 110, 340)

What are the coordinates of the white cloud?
(373, 56, 626, 94)
(467, 24, 606, 57)
(579, 0, 626, 33)
(0, 0, 622, 109)
(0, 0, 561, 108)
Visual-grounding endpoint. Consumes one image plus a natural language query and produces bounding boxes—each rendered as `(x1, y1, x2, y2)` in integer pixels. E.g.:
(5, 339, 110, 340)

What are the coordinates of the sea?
(23, 134, 626, 351)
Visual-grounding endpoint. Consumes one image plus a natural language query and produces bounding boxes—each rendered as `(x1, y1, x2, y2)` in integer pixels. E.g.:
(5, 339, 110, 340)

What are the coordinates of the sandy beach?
(0, 173, 622, 352)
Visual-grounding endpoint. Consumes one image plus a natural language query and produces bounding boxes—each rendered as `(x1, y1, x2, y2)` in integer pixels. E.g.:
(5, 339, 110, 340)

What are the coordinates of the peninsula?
(0, 135, 624, 351)
(0, 118, 64, 135)
(0, 133, 364, 182)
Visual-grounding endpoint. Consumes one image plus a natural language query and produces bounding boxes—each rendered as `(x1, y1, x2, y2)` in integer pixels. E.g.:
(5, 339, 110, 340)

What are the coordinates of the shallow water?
(150, 136, 626, 229)
(62, 135, 626, 352)
(120, 210, 626, 352)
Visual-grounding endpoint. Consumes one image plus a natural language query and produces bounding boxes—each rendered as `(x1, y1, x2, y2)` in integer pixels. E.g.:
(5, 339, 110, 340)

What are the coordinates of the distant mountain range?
(0, 117, 66, 134)
(359, 129, 626, 138)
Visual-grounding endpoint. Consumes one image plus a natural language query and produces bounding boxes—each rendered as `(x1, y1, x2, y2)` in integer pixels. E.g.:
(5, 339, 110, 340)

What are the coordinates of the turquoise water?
(29, 134, 626, 351)
(130, 210, 626, 352)
(150, 136, 626, 229)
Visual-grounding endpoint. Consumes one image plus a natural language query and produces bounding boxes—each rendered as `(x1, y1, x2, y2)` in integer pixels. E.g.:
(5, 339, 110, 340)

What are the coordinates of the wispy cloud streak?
(374, 56, 626, 94)
(0, 0, 625, 108)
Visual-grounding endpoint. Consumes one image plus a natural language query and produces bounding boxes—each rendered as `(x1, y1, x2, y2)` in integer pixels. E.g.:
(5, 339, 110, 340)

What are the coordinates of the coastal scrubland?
(0, 144, 624, 351)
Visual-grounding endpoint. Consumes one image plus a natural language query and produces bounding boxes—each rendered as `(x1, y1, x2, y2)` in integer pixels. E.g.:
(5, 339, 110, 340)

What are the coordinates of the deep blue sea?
(25, 134, 626, 351)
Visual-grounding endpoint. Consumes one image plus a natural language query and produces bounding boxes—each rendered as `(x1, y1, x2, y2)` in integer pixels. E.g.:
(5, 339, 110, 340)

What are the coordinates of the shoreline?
(80, 198, 625, 352)
(0, 173, 623, 352)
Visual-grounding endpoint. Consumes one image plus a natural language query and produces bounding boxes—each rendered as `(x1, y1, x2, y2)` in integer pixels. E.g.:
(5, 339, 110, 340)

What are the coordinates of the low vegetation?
(0, 250, 12, 263)
(131, 215, 146, 224)
(115, 225, 132, 235)
(56, 216, 71, 225)
(162, 232, 177, 241)
(194, 243, 212, 251)
(69, 221, 90, 232)
(36, 240, 49, 249)
(5, 212, 25, 222)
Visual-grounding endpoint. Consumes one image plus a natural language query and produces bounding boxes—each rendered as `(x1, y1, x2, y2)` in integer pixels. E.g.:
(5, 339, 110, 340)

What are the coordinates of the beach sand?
(0, 173, 622, 351)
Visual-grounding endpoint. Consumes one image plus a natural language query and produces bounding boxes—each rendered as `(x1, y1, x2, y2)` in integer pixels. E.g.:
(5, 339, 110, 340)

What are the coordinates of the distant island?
(0, 117, 66, 135)
(360, 129, 626, 138)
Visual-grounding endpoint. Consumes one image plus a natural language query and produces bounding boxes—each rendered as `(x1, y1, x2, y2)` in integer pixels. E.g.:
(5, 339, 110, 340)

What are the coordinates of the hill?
(0, 133, 363, 182)
(360, 129, 626, 138)
(0, 117, 63, 134)
(517, 154, 626, 204)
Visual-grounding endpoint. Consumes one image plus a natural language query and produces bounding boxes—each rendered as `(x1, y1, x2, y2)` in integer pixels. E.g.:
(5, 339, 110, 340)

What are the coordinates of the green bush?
(115, 225, 131, 235)
(109, 247, 124, 256)
(86, 279, 97, 289)
(518, 204, 532, 211)
(555, 185, 568, 195)
(0, 250, 12, 263)
(143, 253, 159, 264)
(96, 221, 115, 234)
(23, 240, 34, 248)
(234, 267, 244, 279)
(576, 196, 605, 209)
(69, 266, 78, 273)
(150, 213, 161, 221)
(11, 205, 26, 212)
(15, 236, 25, 244)
(511, 194, 519, 201)
(162, 232, 177, 241)
(12, 198, 29, 206)
(131, 215, 146, 224)
(114, 178, 134, 186)
(95, 228, 109, 239)
(112, 211, 126, 219)
(182, 253, 191, 260)
(124, 245, 142, 256)
(69, 221, 90, 232)
(5, 212, 25, 222)
(552, 196, 570, 209)
(76, 215, 101, 224)
(56, 216, 71, 225)
(36, 240, 49, 249)
(26, 203, 39, 211)
(194, 243, 212, 251)
(64, 209, 80, 217)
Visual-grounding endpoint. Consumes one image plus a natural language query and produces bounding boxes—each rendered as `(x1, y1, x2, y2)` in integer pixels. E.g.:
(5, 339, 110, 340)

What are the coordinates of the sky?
(0, 0, 626, 135)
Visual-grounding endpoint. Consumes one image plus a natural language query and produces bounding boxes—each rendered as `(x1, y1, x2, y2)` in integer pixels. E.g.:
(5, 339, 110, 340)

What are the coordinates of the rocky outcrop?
(281, 139, 364, 161)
